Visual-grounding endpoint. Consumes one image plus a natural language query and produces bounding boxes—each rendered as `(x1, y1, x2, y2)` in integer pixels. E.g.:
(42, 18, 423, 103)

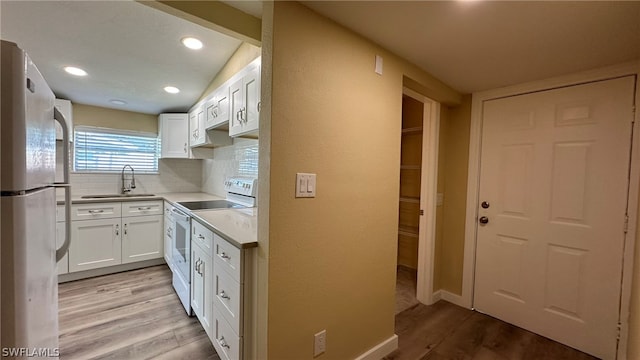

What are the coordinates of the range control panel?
(224, 177, 257, 197)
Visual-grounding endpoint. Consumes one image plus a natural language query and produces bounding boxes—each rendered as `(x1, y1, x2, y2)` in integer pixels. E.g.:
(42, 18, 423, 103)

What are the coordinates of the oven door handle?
(171, 209, 190, 223)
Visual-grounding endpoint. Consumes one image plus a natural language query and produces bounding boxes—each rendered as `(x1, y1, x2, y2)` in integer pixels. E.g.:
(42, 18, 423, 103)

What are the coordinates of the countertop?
(57, 191, 257, 249)
(191, 208, 258, 249)
(56, 192, 223, 205)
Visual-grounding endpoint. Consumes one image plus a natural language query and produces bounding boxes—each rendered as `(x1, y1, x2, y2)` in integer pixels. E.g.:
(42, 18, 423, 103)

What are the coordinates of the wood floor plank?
(150, 335, 219, 360)
(58, 265, 219, 360)
(390, 301, 599, 360)
(384, 301, 474, 360)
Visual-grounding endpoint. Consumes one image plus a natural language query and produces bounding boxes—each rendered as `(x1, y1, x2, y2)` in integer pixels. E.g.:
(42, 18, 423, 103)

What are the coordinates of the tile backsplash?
(202, 138, 259, 196)
(56, 142, 202, 196)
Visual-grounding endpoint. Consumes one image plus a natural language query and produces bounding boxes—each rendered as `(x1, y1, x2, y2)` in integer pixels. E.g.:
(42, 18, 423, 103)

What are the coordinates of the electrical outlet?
(314, 329, 326, 357)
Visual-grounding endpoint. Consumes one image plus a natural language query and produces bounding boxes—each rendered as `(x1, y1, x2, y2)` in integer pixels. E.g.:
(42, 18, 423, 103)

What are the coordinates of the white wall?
(201, 138, 259, 196)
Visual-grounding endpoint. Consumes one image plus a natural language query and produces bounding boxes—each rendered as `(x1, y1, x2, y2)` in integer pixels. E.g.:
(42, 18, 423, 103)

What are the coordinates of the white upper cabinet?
(189, 56, 261, 143)
(159, 113, 189, 158)
(55, 99, 73, 141)
(190, 104, 208, 147)
(205, 84, 230, 130)
(230, 61, 260, 138)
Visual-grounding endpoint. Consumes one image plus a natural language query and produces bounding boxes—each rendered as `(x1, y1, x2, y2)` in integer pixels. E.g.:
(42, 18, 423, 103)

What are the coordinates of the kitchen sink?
(80, 194, 156, 199)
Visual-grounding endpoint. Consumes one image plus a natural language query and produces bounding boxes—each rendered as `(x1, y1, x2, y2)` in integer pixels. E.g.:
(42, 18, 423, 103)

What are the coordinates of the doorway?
(396, 88, 440, 313)
(473, 76, 636, 359)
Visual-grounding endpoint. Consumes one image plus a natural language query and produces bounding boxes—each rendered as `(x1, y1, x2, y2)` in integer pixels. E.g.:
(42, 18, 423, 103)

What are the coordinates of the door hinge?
(617, 322, 622, 341)
(633, 105, 636, 123)
(624, 214, 629, 234)
(419, 209, 424, 216)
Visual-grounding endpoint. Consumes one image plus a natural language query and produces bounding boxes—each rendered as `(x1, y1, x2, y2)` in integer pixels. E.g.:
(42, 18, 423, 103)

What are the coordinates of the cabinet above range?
(158, 57, 260, 158)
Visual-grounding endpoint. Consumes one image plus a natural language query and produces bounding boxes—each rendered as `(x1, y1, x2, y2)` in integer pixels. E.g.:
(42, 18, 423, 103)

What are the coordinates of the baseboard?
(354, 334, 398, 360)
(58, 258, 167, 283)
(432, 289, 467, 308)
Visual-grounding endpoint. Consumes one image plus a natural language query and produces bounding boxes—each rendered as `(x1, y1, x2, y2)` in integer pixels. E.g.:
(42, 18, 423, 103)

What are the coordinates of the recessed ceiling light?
(64, 66, 87, 76)
(181, 37, 203, 50)
(164, 86, 180, 94)
(110, 99, 127, 105)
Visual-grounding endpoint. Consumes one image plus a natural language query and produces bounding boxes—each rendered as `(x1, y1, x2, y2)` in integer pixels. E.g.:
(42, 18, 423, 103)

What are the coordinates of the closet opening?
(396, 87, 440, 313)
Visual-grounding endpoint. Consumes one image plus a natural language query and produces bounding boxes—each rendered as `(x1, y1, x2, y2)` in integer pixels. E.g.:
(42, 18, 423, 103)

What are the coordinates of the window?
(74, 126, 160, 173)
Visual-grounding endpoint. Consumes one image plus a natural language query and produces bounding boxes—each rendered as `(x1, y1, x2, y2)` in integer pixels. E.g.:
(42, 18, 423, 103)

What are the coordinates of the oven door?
(171, 208, 191, 283)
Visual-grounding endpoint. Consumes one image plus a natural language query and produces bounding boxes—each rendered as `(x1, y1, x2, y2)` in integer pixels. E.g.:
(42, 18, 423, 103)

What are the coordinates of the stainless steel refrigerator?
(1, 40, 71, 357)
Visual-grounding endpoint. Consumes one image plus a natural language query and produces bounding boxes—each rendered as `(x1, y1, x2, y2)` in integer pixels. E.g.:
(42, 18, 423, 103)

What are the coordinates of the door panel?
(474, 76, 636, 359)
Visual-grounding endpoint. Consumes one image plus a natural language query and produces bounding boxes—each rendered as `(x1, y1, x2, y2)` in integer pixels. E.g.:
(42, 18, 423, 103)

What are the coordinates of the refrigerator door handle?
(54, 107, 72, 262)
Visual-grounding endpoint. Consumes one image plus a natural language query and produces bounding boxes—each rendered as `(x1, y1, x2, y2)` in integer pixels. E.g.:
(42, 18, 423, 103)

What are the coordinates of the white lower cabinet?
(190, 218, 252, 360)
(192, 241, 213, 338)
(122, 215, 163, 264)
(212, 306, 242, 360)
(164, 202, 175, 268)
(68, 200, 163, 274)
(70, 218, 122, 272)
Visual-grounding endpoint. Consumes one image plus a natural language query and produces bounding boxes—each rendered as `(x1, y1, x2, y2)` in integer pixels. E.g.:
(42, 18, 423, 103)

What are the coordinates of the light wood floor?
(58, 265, 219, 360)
(389, 274, 598, 360)
(59, 264, 598, 360)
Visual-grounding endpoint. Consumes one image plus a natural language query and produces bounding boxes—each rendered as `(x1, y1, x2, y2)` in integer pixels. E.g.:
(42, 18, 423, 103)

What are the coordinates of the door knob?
(479, 216, 489, 224)
(481, 201, 490, 209)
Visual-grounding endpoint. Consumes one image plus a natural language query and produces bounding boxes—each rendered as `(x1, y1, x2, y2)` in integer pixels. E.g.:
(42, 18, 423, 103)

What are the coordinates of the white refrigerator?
(1, 40, 71, 357)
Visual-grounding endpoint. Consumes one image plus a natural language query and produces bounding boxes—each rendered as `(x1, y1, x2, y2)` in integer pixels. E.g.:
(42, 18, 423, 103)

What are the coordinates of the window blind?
(74, 126, 160, 173)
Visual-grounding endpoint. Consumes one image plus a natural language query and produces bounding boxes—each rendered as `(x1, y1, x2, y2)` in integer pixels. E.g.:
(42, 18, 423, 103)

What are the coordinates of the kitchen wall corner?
(201, 138, 259, 197)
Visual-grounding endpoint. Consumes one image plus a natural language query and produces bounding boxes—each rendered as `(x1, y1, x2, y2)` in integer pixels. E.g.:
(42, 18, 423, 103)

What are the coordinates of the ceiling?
(1, 1, 638, 113)
(0, 1, 243, 114)
(302, 1, 640, 93)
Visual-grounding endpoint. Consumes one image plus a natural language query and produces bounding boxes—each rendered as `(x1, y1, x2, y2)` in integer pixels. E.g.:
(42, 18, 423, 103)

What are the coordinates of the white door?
(70, 218, 121, 272)
(474, 76, 635, 359)
(160, 114, 188, 159)
(122, 215, 163, 264)
(242, 66, 260, 134)
(229, 77, 244, 136)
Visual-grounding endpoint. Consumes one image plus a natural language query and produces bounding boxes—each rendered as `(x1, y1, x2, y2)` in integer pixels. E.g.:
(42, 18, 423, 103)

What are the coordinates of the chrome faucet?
(121, 165, 136, 194)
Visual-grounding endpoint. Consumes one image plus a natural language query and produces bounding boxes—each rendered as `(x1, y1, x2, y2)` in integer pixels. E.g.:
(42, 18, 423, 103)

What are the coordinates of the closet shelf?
(399, 196, 420, 204)
(398, 225, 419, 237)
(402, 127, 423, 135)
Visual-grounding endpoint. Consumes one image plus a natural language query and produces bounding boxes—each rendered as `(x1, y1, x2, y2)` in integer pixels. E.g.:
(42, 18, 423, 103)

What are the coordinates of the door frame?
(461, 61, 640, 358)
(402, 87, 441, 305)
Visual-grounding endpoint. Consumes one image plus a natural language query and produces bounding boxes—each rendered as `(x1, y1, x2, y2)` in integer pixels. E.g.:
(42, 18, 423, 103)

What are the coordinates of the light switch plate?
(296, 173, 316, 198)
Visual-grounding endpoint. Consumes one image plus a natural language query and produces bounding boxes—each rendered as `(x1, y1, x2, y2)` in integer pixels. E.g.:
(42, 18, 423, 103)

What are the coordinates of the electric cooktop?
(177, 200, 247, 211)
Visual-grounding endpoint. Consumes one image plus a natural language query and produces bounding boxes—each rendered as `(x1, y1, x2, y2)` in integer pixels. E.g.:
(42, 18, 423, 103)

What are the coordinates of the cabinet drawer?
(56, 205, 66, 222)
(192, 219, 213, 256)
(72, 202, 121, 220)
(122, 200, 163, 217)
(213, 234, 241, 282)
(212, 304, 242, 360)
(214, 266, 242, 335)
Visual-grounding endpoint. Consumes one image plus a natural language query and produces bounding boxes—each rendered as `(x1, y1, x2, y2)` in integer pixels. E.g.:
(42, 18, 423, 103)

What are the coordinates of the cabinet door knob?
(257, 101, 261, 112)
(220, 252, 230, 260)
(220, 290, 230, 300)
(124, 224, 128, 235)
(115, 224, 119, 236)
(219, 337, 230, 349)
(479, 216, 489, 225)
